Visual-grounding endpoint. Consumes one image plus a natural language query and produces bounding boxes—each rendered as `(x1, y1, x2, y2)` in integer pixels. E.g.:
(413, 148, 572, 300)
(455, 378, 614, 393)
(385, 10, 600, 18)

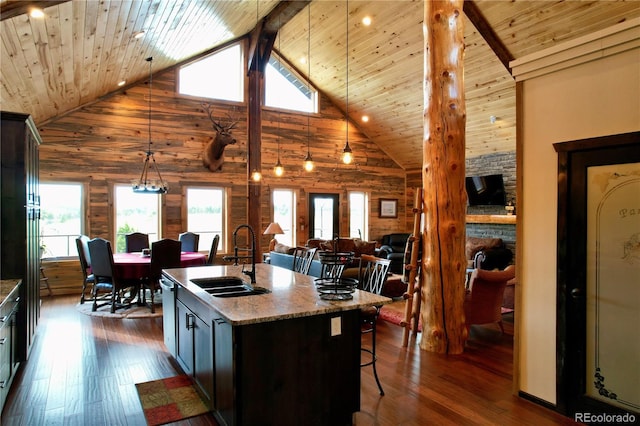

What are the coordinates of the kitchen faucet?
(223, 224, 256, 284)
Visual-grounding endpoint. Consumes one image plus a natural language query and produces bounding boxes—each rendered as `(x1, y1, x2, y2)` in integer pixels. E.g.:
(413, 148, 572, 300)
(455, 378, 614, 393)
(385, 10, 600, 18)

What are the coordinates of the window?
(114, 184, 161, 253)
(265, 55, 317, 113)
(272, 189, 295, 247)
(178, 43, 243, 102)
(40, 182, 83, 257)
(349, 192, 368, 240)
(186, 187, 226, 253)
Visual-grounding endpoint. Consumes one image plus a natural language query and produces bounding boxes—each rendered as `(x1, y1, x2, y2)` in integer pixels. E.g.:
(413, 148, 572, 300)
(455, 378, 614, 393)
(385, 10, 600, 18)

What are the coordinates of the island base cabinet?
(175, 293, 214, 409)
(212, 310, 361, 426)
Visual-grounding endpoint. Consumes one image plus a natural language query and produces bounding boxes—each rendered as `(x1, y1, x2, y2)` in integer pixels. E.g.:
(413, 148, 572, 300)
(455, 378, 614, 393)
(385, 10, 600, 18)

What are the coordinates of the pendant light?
(303, 4, 314, 172)
(133, 57, 168, 194)
(341, 1, 353, 165)
(274, 142, 284, 177)
(274, 15, 284, 177)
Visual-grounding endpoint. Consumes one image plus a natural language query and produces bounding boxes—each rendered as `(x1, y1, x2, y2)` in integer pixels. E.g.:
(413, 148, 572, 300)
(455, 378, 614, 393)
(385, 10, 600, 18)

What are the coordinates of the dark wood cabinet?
(0, 281, 21, 411)
(0, 112, 42, 363)
(211, 310, 361, 426)
(175, 287, 214, 408)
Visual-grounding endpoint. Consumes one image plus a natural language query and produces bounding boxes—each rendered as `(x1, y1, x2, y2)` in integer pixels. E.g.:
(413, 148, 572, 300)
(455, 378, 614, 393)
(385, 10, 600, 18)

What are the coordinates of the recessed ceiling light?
(118, 81, 126, 87)
(362, 115, 369, 123)
(362, 16, 372, 26)
(29, 8, 45, 19)
(300, 57, 307, 65)
(133, 31, 146, 39)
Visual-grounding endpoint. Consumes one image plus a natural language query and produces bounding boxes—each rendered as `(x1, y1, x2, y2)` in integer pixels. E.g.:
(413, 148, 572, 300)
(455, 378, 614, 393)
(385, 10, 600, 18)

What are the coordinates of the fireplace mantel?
(466, 214, 516, 225)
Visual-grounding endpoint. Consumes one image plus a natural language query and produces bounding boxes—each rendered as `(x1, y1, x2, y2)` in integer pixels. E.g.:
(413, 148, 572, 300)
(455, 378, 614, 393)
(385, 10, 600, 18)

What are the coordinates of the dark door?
(555, 132, 640, 419)
(309, 193, 339, 240)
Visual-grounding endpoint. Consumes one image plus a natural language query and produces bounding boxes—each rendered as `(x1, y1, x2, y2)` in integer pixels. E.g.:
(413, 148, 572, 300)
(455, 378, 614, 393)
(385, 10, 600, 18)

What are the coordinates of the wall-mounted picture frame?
(379, 199, 398, 218)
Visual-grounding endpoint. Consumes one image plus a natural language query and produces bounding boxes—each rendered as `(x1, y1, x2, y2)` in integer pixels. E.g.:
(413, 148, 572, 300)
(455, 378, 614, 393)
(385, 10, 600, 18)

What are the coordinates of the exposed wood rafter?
(247, 1, 310, 74)
(463, 0, 514, 72)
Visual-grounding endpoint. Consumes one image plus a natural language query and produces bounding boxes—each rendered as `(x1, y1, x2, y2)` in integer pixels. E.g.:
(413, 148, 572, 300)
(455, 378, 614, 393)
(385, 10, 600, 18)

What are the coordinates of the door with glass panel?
(309, 193, 339, 240)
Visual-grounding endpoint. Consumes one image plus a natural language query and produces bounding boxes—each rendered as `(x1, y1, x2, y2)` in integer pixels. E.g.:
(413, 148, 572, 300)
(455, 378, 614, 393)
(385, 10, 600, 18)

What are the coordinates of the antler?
(203, 103, 238, 133)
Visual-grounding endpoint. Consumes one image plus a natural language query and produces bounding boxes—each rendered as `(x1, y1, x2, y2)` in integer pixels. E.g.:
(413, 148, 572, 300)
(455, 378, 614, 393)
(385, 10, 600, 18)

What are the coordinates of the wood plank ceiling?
(2, 0, 639, 170)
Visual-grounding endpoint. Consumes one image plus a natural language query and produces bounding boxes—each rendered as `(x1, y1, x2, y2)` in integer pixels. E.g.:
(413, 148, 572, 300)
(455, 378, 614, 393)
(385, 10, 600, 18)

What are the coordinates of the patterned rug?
(379, 300, 422, 332)
(136, 375, 209, 426)
(75, 300, 162, 318)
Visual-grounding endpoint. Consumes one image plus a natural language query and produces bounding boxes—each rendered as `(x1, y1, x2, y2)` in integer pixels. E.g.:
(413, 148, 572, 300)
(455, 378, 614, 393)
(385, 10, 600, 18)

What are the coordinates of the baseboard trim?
(518, 391, 558, 412)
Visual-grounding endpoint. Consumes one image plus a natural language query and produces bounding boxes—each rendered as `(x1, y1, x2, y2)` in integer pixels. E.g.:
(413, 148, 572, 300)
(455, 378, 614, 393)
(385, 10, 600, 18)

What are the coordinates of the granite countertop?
(0, 279, 21, 306)
(162, 263, 392, 326)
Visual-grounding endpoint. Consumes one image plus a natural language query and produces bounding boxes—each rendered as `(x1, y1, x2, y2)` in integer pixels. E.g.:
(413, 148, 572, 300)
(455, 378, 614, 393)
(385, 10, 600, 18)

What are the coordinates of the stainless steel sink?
(190, 277, 270, 297)
(190, 276, 247, 288)
(209, 286, 271, 298)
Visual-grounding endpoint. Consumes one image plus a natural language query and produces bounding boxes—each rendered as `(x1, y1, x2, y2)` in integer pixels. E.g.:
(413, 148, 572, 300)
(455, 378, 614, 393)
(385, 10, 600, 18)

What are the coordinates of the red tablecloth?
(113, 252, 206, 280)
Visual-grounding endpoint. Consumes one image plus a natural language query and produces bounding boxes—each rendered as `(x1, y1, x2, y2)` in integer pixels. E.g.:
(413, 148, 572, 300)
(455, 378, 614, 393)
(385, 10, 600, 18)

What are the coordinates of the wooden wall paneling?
(37, 67, 408, 294)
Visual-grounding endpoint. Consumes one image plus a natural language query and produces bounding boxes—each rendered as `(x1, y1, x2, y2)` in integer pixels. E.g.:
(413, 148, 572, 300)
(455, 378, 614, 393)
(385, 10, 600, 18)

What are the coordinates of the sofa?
(269, 238, 377, 280)
(377, 233, 411, 274)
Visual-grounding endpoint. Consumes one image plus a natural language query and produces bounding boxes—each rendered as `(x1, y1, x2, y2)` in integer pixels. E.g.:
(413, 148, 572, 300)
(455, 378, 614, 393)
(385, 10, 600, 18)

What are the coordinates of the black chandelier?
(133, 56, 168, 194)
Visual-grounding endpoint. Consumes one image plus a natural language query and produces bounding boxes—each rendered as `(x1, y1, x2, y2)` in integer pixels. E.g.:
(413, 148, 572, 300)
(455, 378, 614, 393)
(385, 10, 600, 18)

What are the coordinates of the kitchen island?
(161, 263, 391, 426)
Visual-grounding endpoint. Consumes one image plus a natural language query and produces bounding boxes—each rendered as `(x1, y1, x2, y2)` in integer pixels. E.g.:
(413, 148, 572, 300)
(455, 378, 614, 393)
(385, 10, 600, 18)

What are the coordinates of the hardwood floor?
(1, 296, 578, 426)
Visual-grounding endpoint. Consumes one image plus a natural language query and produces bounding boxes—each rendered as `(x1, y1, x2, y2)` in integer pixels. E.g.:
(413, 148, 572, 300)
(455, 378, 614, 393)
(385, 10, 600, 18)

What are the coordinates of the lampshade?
(263, 222, 285, 235)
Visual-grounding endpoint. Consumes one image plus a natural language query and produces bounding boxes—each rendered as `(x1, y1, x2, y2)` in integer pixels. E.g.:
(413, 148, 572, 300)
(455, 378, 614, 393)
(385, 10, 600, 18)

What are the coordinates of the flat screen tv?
(465, 174, 506, 206)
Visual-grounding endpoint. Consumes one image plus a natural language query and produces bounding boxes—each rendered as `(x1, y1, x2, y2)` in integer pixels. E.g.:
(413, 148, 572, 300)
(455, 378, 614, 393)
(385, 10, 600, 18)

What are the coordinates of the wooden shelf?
(466, 214, 516, 225)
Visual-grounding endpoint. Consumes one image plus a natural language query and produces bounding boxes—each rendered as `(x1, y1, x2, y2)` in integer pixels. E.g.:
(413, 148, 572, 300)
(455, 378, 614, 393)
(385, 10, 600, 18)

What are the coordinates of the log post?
(420, 0, 467, 354)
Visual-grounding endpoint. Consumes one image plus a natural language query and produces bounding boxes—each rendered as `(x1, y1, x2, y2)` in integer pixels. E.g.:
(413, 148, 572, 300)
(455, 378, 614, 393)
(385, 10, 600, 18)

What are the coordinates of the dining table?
(113, 251, 207, 281)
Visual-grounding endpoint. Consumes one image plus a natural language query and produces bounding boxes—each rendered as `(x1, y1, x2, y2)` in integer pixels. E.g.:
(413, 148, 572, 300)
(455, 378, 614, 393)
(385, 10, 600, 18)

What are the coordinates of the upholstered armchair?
(464, 265, 516, 333)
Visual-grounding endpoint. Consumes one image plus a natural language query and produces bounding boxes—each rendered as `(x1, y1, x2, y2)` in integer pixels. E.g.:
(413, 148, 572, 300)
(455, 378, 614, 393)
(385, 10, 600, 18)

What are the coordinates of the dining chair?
(464, 264, 516, 334)
(75, 235, 94, 304)
(359, 254, 391, 396)
(178, 232, 200, 252)
(125, 232, 150, 253)
(292, 247, 317, 275)
(207, 234, 220, 265)
(87, 237, 131, 313)
(140, 238, 182, 313)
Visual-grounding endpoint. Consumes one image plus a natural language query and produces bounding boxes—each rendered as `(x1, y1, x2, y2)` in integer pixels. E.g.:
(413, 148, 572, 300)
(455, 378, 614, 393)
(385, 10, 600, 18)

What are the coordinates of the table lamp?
(263, 222, 285, 251)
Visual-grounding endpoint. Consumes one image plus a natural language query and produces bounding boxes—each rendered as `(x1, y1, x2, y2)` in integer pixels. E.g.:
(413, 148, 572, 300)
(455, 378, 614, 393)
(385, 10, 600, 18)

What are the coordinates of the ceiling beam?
(1, 0, 68, 21)
(247, 1, 310, 73)
(463, 0, 513, 72)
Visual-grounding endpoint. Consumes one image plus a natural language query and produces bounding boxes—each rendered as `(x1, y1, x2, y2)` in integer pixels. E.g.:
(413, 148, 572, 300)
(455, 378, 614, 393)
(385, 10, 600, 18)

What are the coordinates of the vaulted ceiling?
(2, 0, 639, 170)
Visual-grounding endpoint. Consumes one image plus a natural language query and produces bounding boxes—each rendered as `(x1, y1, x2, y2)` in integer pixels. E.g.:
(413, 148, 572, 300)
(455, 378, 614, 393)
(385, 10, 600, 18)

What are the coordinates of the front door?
(309, 193, 339, 240)
(555, 132, 640, 420)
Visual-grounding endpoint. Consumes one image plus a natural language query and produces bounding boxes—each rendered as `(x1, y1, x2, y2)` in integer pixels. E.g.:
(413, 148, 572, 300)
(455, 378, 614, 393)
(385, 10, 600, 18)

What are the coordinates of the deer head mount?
(202, 103, 238, 172)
